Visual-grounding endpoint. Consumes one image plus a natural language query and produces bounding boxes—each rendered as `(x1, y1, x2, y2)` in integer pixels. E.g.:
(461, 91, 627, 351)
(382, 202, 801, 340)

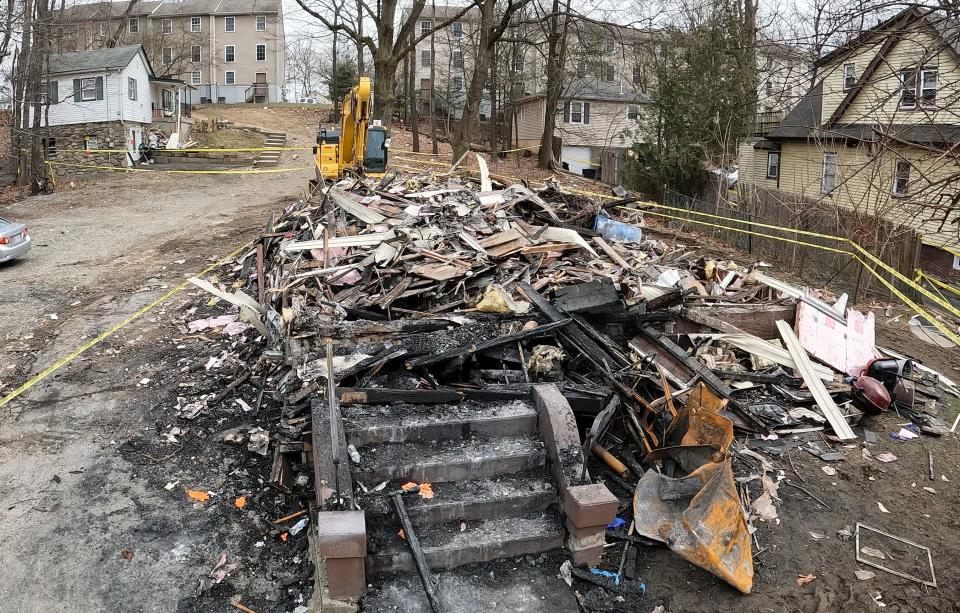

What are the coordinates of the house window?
(162, 89, 173, 111)
(627, 104, 639, 120)
(225, 71, 236, 85)
(191, 71, 201, 85)
(99, 22, 108, 36)
(512, 53, 523, 73)
(161, 18, 171, 34)
(452, 21, 463, 38)
(821, 152, 838, 194)
(128, 17, 138, 33)
(786, 83, 793, 98)
(47, 80, 58, 104)
(765, 80, 773, 95)
(953, 254, 960, 271)
(632, 64, 642, 85)
(453, 51, 464, 68)
(128, 77, 137, 100)
(601, 63, 615, 82)
(256, 15, 267, 31)
(83, 136, 99, 151)
(191, 16, 201, 32)
(256, 44, 266, 61)
(45, 137, 57, 159)
(605, 38, 615, 53)
(517, 104, 525, 122)
(570, 100, 584, 124)
(225, 16, 235, 32)
(920, 68, 938, 105)
(191, 45, 201, 63)
(421, 20, 432, 36)
(843, 63, 856, 90)
(658, 42, 668, 58)
(766, 54, 774, 69)
(80, 77, 97, 101)
(225, 45, 235, 62)
(421, 49, 432, 67)
(576, 61, 587, 79)
(892, 159, 910, 196)
(900, 69, 917, 108)
(452, 75, 463, 90)
(766, 152, 780, 179)
(162, 47, 172, 65)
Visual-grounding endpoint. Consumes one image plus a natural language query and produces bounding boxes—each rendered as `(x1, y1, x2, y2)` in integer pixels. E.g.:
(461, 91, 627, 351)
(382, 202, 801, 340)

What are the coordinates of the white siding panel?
(120, 54, 152, 124)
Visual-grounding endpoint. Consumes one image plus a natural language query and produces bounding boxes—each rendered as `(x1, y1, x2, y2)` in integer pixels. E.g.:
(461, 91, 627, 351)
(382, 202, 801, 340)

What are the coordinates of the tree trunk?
(429, 0, 438, 154)
(453, 0, 494, 163)
(408, 46, 419, 152)
(372, 54, 398, 127)
(332, 9, 340, 122)
(355, 0, 364, 76)
(538, 0, 567, 169)
(489, 41, 498, 160)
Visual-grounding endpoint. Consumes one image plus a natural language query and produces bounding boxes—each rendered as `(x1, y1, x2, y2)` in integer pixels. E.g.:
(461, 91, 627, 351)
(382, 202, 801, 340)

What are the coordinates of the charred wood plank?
(405, 319, 571, 369)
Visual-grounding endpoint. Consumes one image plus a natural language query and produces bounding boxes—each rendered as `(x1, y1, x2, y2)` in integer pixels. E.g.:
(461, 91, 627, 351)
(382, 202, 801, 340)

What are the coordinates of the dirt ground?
(0, 161, 311, 612)
(1, 106, 959, 612)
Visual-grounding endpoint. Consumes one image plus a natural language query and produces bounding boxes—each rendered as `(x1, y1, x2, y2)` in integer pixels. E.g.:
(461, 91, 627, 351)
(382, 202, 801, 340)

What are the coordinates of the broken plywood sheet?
(410, 263, 468, 281)
(795, 302, 875, 376)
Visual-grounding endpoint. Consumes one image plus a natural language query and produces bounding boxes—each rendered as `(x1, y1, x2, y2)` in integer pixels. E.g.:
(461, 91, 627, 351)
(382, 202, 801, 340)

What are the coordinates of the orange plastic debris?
(796, 574, 816, 587)
(398, 528, 406, 540)
(234, 496, 247, 509)
(280, 532, 288, 542)
(187, 489, 210, 503)
(401, 482, 419, 492)
(418, 483, 434, 500)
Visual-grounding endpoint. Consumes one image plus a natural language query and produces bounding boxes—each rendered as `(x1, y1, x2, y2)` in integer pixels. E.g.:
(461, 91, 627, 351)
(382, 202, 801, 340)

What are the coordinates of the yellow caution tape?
(0, 238, 256, 409)
(631, 206, 960, 346)
(50, 146, 308, 153)
(916, 269, 960, 299)
(46, 161, 301, 175)
(618, 202, 960, 321)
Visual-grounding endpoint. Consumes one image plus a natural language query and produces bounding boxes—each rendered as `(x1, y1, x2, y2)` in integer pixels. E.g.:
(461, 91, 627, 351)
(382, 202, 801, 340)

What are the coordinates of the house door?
(254, 73, 267, 102)
(128, 128, 140, 165)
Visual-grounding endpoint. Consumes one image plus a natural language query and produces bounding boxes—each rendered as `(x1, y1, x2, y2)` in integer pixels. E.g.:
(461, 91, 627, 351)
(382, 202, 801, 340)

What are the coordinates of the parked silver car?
(0, 216, 31, 263)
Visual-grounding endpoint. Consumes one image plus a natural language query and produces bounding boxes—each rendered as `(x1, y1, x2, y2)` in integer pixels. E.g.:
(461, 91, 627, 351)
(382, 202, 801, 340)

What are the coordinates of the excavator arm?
(314, 76, 388, 181)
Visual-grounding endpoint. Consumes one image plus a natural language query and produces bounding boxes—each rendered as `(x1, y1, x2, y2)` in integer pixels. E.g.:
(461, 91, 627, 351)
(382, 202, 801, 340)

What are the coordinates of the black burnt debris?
(160, 167, 958, 612)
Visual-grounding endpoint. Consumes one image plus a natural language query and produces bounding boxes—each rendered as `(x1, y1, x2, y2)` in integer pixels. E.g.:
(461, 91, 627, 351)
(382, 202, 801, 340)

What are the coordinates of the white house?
(35, 45, 189, 166)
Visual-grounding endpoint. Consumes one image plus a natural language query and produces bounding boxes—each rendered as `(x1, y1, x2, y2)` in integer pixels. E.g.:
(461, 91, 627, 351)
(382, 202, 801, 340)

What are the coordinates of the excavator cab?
(313, 76, 389, 182)
(362, 122, 389, 175)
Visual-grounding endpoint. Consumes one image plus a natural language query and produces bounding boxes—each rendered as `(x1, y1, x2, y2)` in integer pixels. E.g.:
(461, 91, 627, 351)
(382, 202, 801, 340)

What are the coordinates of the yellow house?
(739, 7, 960, 278)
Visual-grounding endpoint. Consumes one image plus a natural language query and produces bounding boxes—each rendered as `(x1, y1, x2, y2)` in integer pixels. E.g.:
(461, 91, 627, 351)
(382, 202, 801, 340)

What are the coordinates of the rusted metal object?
(633, 383, 753, 594)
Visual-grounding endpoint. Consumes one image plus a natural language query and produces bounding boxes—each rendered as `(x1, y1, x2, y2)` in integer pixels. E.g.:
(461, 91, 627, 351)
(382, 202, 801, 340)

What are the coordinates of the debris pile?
(174, 162, 957, 607)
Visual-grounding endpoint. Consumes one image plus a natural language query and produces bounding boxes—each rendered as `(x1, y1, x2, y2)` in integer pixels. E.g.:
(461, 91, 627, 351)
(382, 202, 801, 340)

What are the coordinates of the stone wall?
(46, 121, 142, 170)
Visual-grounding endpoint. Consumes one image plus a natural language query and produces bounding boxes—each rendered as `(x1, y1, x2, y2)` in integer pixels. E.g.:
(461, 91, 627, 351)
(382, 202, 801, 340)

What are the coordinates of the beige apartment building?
(400, 5, 482, 117)
(53, 0, 286, 104)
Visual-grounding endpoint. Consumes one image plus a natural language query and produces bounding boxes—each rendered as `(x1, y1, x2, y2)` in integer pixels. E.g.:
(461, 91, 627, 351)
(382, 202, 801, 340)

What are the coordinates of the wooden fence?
(663, 181, 921, 300)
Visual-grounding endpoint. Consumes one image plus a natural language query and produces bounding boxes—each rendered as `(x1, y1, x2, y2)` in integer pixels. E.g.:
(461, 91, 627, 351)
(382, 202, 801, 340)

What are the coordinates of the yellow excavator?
(314, 76, 389, 182)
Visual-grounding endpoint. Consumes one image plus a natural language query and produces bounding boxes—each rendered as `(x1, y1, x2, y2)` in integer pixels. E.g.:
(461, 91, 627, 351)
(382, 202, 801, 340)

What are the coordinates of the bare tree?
(451, 0, 534, 161)
(288, 37, 324, 97)
(293, 0, 479, 126)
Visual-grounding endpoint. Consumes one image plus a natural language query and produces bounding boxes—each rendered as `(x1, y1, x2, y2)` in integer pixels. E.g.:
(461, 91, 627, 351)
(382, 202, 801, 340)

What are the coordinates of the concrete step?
(351, 435, 545, 486)
(256, 159, 279, 167)
(361, 469, 557, 525)
(343, 399, 538, 447)
(366, 513, 564, 574)
(264, 141, 286, 147)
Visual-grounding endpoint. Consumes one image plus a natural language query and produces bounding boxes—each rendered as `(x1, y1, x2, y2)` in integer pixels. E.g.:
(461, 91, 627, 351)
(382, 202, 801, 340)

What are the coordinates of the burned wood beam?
(405, 319, 571, 369)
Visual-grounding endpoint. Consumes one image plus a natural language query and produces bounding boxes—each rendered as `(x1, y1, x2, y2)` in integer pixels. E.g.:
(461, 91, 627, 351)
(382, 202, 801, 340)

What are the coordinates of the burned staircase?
(342, 397, 565, 574)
